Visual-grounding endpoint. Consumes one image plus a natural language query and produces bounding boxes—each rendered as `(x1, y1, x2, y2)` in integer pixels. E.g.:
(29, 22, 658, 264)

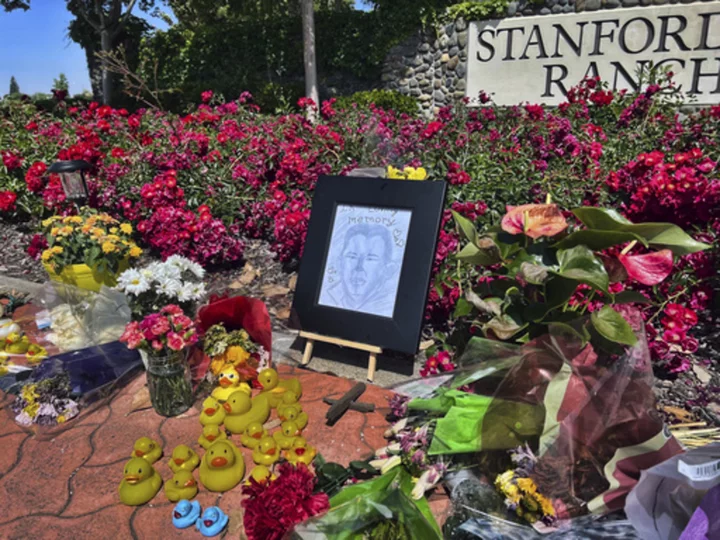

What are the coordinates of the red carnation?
(0, 190, 17, 212)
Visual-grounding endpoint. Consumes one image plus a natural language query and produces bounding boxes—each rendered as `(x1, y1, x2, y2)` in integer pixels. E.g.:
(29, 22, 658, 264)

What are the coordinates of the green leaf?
(591, 306, 638, 346)
(455, 242, 500, 266)
(572, 207, 710, 255)
(465, 290, 502, 316)
(524, 276, 578, 322)
(553, 230, 647, 251)
(453, 297, 473, 318)
(552, 245, 610, 293)
(483, 314, 526, 340)
(613, 290, 651, 304)
(452, 210, 477, 244)
(572, 207, 632, 229)
(548, 321, 590, 346)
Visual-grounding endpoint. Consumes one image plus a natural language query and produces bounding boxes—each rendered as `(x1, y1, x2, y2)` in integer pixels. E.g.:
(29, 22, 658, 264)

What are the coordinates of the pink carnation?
(166, 332, 185, 351)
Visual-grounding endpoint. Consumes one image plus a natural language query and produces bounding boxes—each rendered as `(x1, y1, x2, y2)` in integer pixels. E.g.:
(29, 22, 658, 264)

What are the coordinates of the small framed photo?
(292, 176, 447, 354)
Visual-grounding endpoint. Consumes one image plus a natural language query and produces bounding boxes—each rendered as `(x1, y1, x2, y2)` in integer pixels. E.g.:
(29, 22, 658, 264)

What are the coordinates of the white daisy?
(187, 260, 205, 279)
(177, 283, 196, 302)
(157, 278, 182, 298)
(123, 271, 151, 295)
(189, 282, 207, 301)
(158, 261, 182, 281)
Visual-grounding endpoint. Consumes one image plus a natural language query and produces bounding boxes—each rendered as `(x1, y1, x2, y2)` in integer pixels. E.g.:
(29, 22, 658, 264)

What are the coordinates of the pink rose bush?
(120, 305, 198, 355)
(0, 73, 717, 379)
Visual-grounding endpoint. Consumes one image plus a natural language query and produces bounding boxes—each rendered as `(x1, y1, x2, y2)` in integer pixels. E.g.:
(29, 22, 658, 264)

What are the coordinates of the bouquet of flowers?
(116, 255, 206, 320)
(40, 209, 142, 274)
(203, 324, 268, 380)
(120, 305, 197, 416)
(12, 372, 79, 427)
(120, 305, 198, 355)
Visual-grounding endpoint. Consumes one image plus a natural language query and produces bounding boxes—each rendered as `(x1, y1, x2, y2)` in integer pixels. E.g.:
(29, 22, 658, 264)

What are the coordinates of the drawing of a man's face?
(340, 225, 391, 303)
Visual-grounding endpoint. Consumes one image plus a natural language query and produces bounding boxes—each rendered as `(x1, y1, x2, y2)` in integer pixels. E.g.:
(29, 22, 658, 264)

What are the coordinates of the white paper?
(317, 205, 412, 318)
(678, 458, 720, 482)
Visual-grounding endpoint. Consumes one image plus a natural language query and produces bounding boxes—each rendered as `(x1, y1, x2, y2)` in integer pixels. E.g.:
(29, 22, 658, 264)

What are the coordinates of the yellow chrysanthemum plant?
(40, 209, 142, 275)
(387, 165, 428, 180)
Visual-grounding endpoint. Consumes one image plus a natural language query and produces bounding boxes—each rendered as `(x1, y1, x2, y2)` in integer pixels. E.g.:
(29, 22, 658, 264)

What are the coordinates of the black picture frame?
(291, 175, 447, 354)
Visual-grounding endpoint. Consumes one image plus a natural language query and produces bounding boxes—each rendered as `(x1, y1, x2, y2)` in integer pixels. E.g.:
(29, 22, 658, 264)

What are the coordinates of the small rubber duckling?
(277, 394, 308, 430)
(196, 506, 229, 537)
(172, 499, 201, 529)
(239, 422, 268, 450)
(245, 465, 276, 485)
(272, 420, 302, 450)
(285, 437, 317, 467)
(25, 344, 48, 365)
(256, 368, 302, 408)
(198, 424, 228, 450)
(118, 457, 162, 506)
(252, 436, 280, 467)
(131, 437, 163, 464)
(223, 390, 271, 434)
(4, 332, 30, 355)
(211, 365, 251, 402)
(199, 440, 245, 492)
(164, 470, 198, 502)
(169, 444, 200, 473)
(199, 396, 226, 426)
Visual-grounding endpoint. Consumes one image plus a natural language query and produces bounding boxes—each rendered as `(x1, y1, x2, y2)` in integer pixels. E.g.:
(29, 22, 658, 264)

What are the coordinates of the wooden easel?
(299, 330, 383, 382)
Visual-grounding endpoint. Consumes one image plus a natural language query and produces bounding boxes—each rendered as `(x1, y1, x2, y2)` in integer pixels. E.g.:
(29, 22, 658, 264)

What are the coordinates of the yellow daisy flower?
(58, 226, 73, 236)
(92, 228, 105, 238)
(129, 246, 143, 258)
(109, 227, 118, 234)
(57, 415, 66, 423)
(41, 250, 53, 262)
(120, 223, 132, 234)
(106, 234, 121, 243)
(102, 241, 117, 254)
(68, 215, 83, 224)
(50, 227, 60, 236)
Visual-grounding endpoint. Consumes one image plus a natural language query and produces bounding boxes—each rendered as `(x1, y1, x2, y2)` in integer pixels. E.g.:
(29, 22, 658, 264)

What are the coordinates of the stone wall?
(380, 0, 706, 114)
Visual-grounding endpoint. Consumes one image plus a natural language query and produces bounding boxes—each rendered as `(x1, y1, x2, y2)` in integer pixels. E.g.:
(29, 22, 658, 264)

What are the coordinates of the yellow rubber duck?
(277, 394, 308, 430)
(223, 390, 271, 435)
(245, 465, 276, 485)
(272, 420, 302, 450)
(25, 344, 48, 365)
(164, 470, 198, 502)
(239, 422, 268, 450)
(198, 424, 228, 450)
(211, 365, 251, 402)
(199, 440, 245, 492)
(257, 368, 302, 408)
(285, 437, 317, 467)
(131, 437, 163, 464)
(169, 444, 200, 473)
(252, 436, 280, 467)
(4, 332, 30, 355)
(118, 457, 162, 506)
(199, 396, 226, 426)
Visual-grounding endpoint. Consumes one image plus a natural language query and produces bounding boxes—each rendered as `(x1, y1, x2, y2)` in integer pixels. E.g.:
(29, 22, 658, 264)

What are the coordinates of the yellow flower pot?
(43, 259, 129, 293)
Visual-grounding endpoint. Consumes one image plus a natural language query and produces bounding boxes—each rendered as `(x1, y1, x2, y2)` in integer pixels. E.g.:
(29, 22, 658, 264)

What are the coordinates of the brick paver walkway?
(0, 363, 441, 539)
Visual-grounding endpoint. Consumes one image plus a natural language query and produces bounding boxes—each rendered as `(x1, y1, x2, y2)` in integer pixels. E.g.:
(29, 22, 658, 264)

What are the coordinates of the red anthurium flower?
(618, 249, 673, 286)
(500, 204, 568, 239)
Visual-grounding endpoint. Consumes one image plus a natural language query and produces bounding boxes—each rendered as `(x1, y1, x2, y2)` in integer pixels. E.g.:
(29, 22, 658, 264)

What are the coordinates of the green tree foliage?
(53, 73, 70, 92)
(8, 76, 19, 95)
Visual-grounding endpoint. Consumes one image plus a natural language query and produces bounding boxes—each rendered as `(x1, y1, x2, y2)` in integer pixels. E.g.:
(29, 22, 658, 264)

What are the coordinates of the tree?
(1, 0, 156, 105)
(9, 76, 19, 95)
(301, 0, 319, 120)
(53, 73, 70, 92)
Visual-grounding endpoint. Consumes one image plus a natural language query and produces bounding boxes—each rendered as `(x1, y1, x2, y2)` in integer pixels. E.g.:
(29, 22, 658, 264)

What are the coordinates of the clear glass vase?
(143, 349, 193, 417)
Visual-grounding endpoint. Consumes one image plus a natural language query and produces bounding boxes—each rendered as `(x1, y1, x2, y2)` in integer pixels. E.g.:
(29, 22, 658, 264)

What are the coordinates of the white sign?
(466, 3, 720, 105)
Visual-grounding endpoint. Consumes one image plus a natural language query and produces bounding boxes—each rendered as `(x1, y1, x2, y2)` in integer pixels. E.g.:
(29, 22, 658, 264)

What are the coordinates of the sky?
(0, 0, 372, 97)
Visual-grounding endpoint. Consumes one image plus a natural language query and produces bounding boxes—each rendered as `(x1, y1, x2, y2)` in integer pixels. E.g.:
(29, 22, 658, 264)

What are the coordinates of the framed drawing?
(292, 176, 447, 354)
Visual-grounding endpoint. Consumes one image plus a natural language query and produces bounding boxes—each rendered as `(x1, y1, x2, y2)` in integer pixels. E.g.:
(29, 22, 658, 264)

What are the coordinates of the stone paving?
(0, 363, 448, 539)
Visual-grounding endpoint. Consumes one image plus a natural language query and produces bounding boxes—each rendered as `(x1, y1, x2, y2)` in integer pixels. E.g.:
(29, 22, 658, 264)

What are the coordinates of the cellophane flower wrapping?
(287, 469, 441, 540)
(2, 281, 142, 438)
(400, 308, 682, 534)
